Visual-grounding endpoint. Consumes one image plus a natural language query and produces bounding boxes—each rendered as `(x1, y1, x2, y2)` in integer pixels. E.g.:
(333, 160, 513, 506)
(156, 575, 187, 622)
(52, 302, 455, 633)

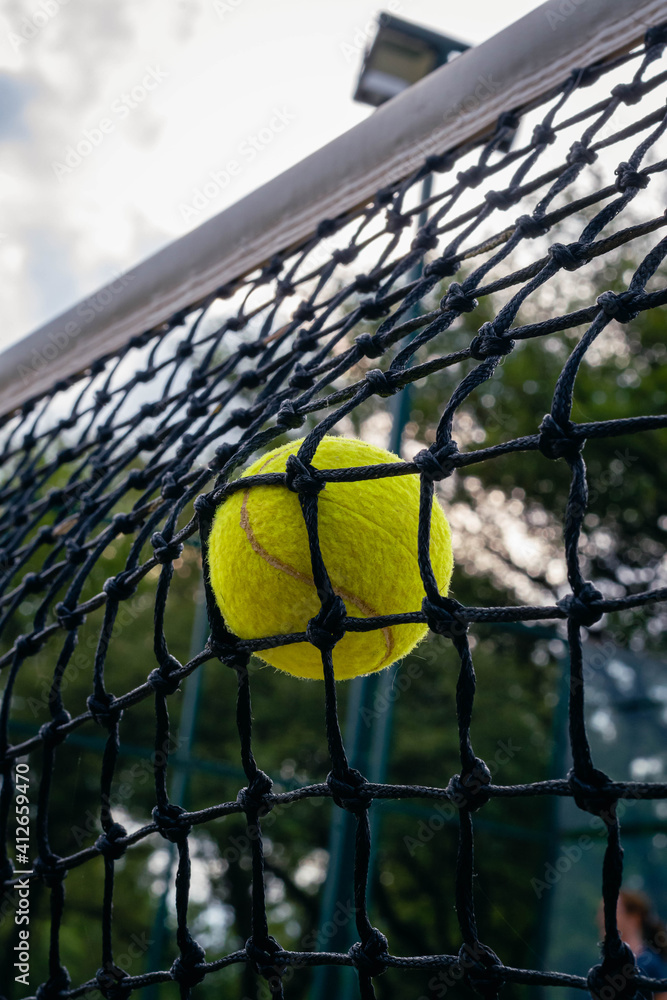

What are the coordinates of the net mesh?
(2, 19, 667, 1000)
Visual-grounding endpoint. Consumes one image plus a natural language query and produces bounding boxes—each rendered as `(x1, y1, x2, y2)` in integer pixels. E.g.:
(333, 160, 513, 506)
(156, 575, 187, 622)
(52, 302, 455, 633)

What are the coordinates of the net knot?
(568, 767, 617, 817)
(411, 226, 439, 252)
(356, 332, 383, 358)
(161, 472, 185, 499)
(66, 541, 87, 565)
(194, 492, 217, 522)
(276, 399, 305, 429)
(441, 281, 478, 313)
(614, 162, 649, 193)
(470, 324, 515, 359)
(354, 272, 380, 294)
(285, 454, 324, 495)
(328, 767, 373, 814)
(20, 557, 40, 579)
(237, 770, 274, 816)
(385, 209, 410, 233)
(293, 301, 316, 323)
(237, 340, 261, 358)
(103, 572, 137, 601)
(245, 935, 284, 978)
(361, 299, 391, 320)
(206, 635, 250, 671)
(137, 434, 160, 452)
(548, 241, 589, 271)
(95, 822, 128, 861)
(538, 413, 582, 460)
(413, 442, 459, 481)
(96, 425, 114, 444)
(307, 594, 347, 652)
(448, 759, 493, 812)
(289, 362, 315, 389)
(36, 965, 71, 1000)
(171, 939, 207, 988)
(236, 406, 257, 427)
(457, 165, 485, 188)
(532, 123, 557, 146)
(422, 596, 468, 640)
(175, 340, 194, 359)
(225, 315, 247, 332)
(35, 854, 66, 888)
(152, 802, 192, 842)
(349, 928, 389, 978)
(332, 246, 359, 265)
(365, 368, 398, 397)
(596, 290, 641, 323)
(15, 632, 46, 657)
(151, 531, 184, 564)
(459, 941, 503, 1000)
(239, 370, 262, 391)
(259, 256, 283, 282)
(111, 512, 135, 535)
(424, 255, 459, 279)
(148, 666, 181, 697)
(557, 583, 603, 627)
(55, 601, 86, 630)
(611, 81, 643, 105)
(316, 218, 337, 238)
(566, 141, 598, 167)
(39, 713, 71, 747)
(186, 396, 208, 418)
(296, 330, 319, 353)
(277, 278, 296, 297)
(94, 389, 111, 408)
(127, 468, 149, 488)
(187, 370, 207, 390)
(646, 23, 667, 50)
(94, 964, 131, 1000)
(515, 213, 549, 239)
(484, 188, 520, 210)
(425, 151, 456, 173)
(587, 943, 639, 1000)
(209, 442, 236, 471)
(134, 367, 155, 384)
(87, 691, 123, 728)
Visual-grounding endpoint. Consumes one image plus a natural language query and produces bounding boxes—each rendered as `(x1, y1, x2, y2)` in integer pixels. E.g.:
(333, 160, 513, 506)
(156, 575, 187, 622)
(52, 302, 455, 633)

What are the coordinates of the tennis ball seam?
(239, 488, 395, 664)
(254, 445, 432, 569)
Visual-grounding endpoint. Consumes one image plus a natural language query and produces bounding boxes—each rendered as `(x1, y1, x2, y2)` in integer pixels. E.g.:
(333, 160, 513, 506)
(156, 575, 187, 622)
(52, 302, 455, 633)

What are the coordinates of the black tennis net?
(2, 19, 667, 1000)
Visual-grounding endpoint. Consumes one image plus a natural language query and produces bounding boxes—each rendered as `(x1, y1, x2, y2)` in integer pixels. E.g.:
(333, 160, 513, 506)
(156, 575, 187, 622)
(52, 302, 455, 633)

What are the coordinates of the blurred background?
(1, 2, 667, 999)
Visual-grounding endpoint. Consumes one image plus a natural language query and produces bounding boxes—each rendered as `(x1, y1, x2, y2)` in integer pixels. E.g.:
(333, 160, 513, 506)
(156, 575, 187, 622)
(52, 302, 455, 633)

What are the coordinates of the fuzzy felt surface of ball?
(208, 436, 453, 680)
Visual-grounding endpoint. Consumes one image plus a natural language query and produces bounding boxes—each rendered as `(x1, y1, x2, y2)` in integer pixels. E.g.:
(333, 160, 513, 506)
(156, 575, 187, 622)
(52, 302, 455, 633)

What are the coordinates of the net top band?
(1, 0, 665, 418)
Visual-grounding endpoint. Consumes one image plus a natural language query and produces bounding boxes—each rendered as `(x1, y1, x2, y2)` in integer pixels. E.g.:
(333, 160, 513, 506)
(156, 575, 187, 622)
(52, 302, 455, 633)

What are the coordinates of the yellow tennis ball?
(208, 436, 453, 680)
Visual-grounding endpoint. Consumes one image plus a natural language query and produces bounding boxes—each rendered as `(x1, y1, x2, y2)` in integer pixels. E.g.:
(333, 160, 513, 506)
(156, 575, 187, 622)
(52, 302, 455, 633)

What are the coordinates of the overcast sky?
(0, 0, 540, 357)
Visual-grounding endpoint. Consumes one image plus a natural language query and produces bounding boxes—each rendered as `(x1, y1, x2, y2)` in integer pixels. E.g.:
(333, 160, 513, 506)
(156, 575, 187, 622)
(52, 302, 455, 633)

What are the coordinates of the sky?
(0, 0, 540, 358)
